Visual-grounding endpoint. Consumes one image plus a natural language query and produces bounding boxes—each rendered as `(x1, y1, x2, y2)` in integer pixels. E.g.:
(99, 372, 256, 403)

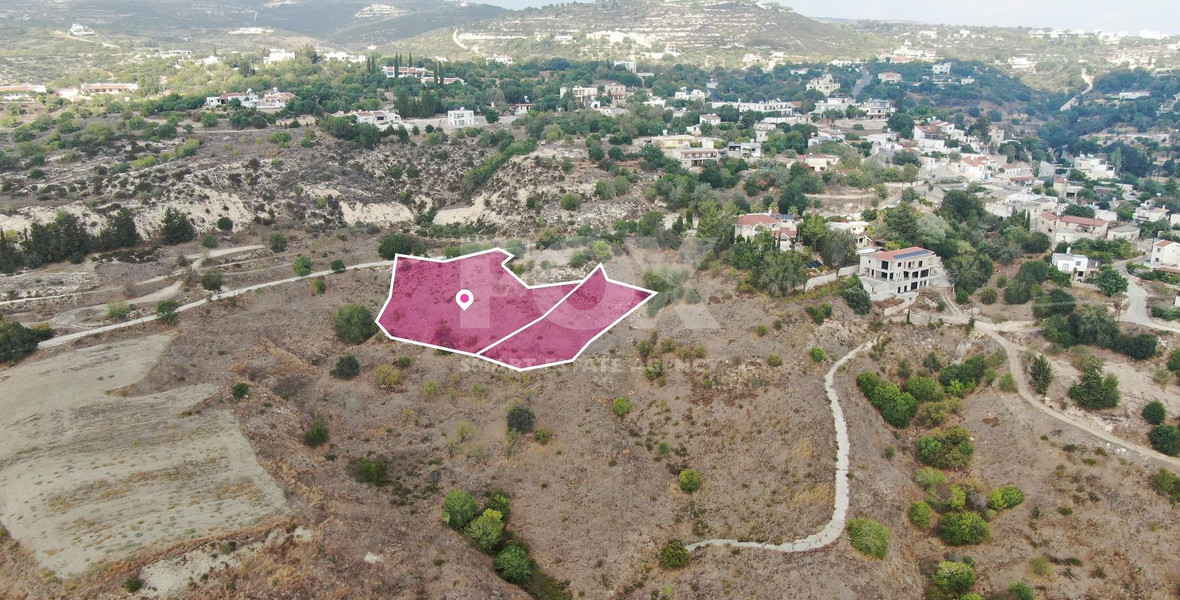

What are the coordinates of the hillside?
(397, 0, 884, 65)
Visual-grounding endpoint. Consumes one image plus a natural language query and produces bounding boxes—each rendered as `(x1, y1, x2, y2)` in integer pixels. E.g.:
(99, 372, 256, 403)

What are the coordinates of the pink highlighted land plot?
(376, 248, 656, 371)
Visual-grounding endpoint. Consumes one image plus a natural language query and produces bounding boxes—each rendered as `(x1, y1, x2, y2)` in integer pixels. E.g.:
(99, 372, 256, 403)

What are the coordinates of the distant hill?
(394, 0, 883, 64)
(0, 0, 506, 45)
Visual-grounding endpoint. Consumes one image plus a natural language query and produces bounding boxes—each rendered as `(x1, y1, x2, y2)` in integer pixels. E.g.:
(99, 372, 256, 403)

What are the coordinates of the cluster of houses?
(203, 88, 296, 112)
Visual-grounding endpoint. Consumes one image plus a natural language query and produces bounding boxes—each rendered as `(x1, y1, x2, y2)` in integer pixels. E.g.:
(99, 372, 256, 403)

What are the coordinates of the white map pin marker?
(455, 289, 474, 311)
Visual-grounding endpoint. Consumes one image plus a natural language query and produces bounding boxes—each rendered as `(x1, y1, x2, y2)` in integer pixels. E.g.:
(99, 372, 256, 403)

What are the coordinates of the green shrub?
(331, 259, 346, 273)
(904, 375, 944, 404)
(202, 234, 218, 249)
(678, 469, 702, 492)
(507, 403, 536, 433)
(106, 300, 131, 320)
(977, 287, 998, 304)
(916, 426, 975, 468)
(303, 420, 329, 447)
(805, 303, 833, 324)
(937, 511, 991, 545)
(378, 233, 413, 259)
(216, 216, 233, 231)
(1142, 401, 1166, 425)
(809, 347, 826, 363)
(330, 354, 360, 379)
(231, 383, 249, 399)
(987, 485, 1026, 511)
(534, 427, 552, 444)
(767, 354, 783, 367)
(755, 324, 768, 337)
(486, 491, 512, 521)
(156, 300, 180, 325)
(612, 396, 633, 417)
(465, 509, 505, 552)
(494, 545, 533, 584)
(659, 540, 691, 569)
(930, 560, 976, 596)
(1149, 469, 1180, 503)
(907, 501, 933, 528)
(913, 467, 947, 491)
(1008, 581, 1035, 600)
(846, 517, 890, 559)
(349, 457, 389, 486)
(856, 372, 918, 428)
(333, 304, 377, 344)
(200, 270, 223, 291)
(123, 577, 144, 592)
(311, 278, 326, 294)
(268, 232, 288, 252)
(1148, 424, 1180, 456)
(842, 280, 873, 314)
(443, 489, 479, 528)
(293, 254, 312, 276)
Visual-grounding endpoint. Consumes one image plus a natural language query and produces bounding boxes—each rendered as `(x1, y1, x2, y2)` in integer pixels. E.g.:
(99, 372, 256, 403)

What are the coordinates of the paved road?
(976, 322, 1180, 471)
(686, 337, 876, 554)
(1122, 275, 1180, 334)
(41, 259, 396, 348)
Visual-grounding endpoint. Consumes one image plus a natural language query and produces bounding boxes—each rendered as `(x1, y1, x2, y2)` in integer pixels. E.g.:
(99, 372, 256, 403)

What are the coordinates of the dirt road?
(686, 337, 876, 553)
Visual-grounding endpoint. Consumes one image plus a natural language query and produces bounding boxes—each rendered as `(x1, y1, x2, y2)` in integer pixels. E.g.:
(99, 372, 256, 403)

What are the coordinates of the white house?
(878, 71, 903, 83)
(668, 146, 720, 169)
(932, 62, 953, 75)
(806, 74, 841, 96)
(956, 155, 993, 182)
(204, 90, 258, 109)
(1150, 240, 1180, 272)
(1106, 225, 1141, 241)
(255, 89, 295, 111)
(263, 49, 297, 64)
(1135, 206, 1170, 222)
(333, 110, 402, 130)
(1051, 251, 1091, 281)
(673, 88, 708, 102)
(0, 84, 47, 102)
(858, 246, 949, 297)
(1075, 154, 1116, 180)
(699, 114, 722, 126)
(447, 108, 476, 127)
(827, 220, 873, 247)
(802, 153, 837, 172)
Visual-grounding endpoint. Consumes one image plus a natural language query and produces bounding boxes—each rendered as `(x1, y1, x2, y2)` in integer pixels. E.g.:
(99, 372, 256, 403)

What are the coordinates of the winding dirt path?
(686, 337, 877, 553)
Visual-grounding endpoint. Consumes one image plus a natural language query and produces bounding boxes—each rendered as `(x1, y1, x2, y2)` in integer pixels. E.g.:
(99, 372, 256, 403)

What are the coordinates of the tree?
(333, 304, 377, 344)
(846, 517, 890, 559)
(1093, 266, 1128, 297)
(494, 545, 532, 584)
(293, 254, 312, 276)
(887, 112, 915, 139)
(331, 259, 346, 273)
(937, 511, 991, 545)
(303, 420, 329, 446)
(507, 403, 535, 433)
(842, 279, 873, 314)
(1068, 359, 1120, 409)
(268, 232, 288, 252)
(159, 208, 195, 245)
(905, 376, 944, 404)
(330, 354, 360, 379)
(678, 469, 702, 492)
(465, 509, 505, 552)
(0, 319, 42, 363)
(757, 250, 807, 297)
(659, 540, 691, 569)
(200, 270, 223, 291)
(1143, 401, 1167, 425)
(798, 213, 827, 248)
(443, 490, 479, 529)
(378, 233, 414, 259)
(98, 209, 140, 251)
(216, 216, 234, 231)
(987, 485, 1025, 510)
(1030, 354, 1053, 395)
(156, 300, 180, 325)
(1148, 424, 1180, 456)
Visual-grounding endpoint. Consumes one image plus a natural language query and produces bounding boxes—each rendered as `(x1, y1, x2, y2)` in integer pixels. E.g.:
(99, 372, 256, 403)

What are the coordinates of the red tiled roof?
(1156, 240, 1176, 248)
(872, 246, 933, 260)
(1040, 213, 1108, 228)
(735, 214, 781, 226)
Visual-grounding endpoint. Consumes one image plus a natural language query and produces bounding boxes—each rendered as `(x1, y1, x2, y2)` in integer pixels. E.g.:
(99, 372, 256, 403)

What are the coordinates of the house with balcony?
(858, 246, 948, 297)
(332, 110, 402, 130)
(447, 108, 476, 127)
(80, 82, 138, 95)
(806, 74, 841, 96)
(668, 146, 720, 169)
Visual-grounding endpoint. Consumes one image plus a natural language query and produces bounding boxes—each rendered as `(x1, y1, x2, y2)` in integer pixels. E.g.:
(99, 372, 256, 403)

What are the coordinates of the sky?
(478, 0, 1180, 35)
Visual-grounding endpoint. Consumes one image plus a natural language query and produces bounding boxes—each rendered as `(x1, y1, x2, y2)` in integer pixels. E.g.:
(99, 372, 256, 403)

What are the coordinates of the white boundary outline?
(374, 247, 656, 372)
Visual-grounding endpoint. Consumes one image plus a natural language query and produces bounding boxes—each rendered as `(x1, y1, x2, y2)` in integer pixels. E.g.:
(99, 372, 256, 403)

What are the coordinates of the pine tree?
(0, 230, 24, 274)
(1030, 354, 1053, 396)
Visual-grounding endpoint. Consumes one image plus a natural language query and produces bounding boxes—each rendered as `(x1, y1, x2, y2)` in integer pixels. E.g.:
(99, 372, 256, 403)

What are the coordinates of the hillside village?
(2, 3, 1180, 600)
